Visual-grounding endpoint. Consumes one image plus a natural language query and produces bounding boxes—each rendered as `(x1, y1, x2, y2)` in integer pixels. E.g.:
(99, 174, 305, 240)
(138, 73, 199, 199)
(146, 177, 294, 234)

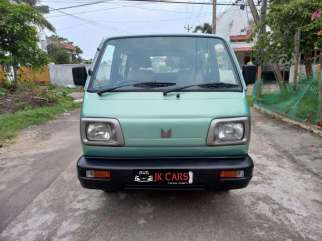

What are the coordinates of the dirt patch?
(0, 83, 73, 114)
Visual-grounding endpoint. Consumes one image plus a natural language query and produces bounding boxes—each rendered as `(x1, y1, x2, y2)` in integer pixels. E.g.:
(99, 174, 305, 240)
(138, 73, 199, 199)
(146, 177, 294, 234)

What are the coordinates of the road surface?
(0, 109, 322, 241)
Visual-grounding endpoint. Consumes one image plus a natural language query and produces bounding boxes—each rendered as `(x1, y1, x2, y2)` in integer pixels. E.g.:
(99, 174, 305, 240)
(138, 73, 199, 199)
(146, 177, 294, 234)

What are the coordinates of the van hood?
(82, 91, 249, 147)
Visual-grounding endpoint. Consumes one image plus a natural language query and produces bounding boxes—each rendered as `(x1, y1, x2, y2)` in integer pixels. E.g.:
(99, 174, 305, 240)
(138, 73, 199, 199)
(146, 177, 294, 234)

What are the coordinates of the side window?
(214, 43, 236, 84)
(93, 44, 115, 89)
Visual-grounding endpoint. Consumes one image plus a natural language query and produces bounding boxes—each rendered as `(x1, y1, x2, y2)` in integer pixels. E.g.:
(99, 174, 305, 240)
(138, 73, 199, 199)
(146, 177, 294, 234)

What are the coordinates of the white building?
(37, 26, 48, 52)
(216, 6, 255, 67)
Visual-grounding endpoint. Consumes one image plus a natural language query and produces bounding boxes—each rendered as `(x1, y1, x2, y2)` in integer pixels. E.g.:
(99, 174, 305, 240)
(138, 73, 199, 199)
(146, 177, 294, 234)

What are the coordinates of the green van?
(72, 34, 254, 191)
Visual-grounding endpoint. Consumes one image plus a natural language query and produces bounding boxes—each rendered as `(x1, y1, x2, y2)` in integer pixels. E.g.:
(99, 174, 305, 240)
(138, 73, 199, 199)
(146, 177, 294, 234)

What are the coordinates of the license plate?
(134, 170, 193, 185)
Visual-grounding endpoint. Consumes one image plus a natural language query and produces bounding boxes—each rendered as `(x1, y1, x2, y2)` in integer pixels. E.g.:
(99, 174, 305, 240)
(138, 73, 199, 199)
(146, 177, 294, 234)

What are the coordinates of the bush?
(0, 81, 74, 114)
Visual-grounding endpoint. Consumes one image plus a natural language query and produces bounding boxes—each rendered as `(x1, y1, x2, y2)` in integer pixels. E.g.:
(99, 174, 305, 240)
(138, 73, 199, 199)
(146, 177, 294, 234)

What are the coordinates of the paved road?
(0, 109, 322, 241)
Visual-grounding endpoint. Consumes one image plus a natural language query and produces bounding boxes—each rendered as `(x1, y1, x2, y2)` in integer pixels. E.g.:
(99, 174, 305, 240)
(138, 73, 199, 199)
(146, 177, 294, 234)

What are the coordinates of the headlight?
(86, 123, 113, 141)
(81, 118, 124, 146)
(207, 117, 250, 145)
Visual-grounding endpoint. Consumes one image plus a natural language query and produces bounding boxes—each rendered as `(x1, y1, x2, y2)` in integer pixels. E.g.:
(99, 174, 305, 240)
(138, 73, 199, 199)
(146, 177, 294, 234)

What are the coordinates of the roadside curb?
(73, 99, 83, 103)
(253, 104, 322, 137)
(68, 92, 83, 103)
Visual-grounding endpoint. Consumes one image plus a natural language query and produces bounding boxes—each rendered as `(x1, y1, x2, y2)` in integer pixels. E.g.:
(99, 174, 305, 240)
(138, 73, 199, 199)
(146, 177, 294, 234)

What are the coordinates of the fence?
(0, 66, 5, 83)
(19, 66, 49, 84)
(255, 78, 320, 125)
(0, 66, 49, 84)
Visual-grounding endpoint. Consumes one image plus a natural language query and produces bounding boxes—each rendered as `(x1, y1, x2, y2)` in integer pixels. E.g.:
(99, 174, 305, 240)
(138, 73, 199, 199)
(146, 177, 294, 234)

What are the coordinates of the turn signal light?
(219, 170, 244, 178)
(86, 170, 111, 179)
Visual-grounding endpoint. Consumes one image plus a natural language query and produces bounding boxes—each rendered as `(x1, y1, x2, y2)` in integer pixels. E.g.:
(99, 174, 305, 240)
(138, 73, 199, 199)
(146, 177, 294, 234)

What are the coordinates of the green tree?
(47, 43, 71, 64)
(72, 46, 83, 64)
(252, 0, 322, 78)
(15, 0, 38, 5)
(47, 35, 84, 64)
(193, 23, 213, 34)
(0, 0, 54, 81)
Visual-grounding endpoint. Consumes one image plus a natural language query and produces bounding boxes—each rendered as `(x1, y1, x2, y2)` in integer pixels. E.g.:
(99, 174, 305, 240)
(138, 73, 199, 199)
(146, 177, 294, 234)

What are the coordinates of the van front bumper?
(77, 155, 254, 191)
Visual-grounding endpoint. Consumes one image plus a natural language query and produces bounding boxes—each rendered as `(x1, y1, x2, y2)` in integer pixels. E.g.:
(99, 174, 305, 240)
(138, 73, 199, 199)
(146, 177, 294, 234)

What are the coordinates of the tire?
(103, 189, 118, 193)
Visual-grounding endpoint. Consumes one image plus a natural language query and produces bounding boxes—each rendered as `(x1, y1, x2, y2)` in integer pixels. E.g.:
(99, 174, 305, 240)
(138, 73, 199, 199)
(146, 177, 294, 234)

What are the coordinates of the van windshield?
(89, 36, 242, 92)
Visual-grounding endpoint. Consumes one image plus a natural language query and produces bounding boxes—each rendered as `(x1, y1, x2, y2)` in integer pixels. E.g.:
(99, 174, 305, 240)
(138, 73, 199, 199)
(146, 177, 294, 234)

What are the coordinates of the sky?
(41, 0, 235, 59)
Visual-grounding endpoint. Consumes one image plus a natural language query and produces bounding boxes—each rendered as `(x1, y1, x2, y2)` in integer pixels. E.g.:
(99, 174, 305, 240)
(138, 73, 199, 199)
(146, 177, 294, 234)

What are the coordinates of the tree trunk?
(256, 66, 263, 98)
(304, 53, 313, 79)
(272, 63, 284, 88)
(12, 65, 18, 86)
(304, 62, 313, 79)
(247, 0, 284, 92)
(292, 29, 301, 87)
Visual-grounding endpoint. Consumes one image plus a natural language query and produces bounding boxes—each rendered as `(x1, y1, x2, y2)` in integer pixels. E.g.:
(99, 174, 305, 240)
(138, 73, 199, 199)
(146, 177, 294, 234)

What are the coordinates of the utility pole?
(184, 24, 193, 32)
(246, 0, 260, 23)
(260, 0, 267, 34)
(212, 0, 216, 34)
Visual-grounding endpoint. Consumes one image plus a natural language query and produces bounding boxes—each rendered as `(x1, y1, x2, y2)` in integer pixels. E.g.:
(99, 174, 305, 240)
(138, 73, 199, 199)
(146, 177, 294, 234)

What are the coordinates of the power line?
(123, 0, 251, 6)
(49, 1, 107, 11)
(47, 1, 214, 18)
(49, 0, 251, 12)
(47, 1, 211, 18)
(42, 1, 95, 2)
(48, 6, 131, 34)
(57, 14, 208, 28)
(47, 2, 147, 18)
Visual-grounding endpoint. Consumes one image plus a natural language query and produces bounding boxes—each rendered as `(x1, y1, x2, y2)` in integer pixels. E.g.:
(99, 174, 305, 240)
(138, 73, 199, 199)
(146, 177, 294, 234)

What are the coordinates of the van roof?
(102, 33, 224, 41)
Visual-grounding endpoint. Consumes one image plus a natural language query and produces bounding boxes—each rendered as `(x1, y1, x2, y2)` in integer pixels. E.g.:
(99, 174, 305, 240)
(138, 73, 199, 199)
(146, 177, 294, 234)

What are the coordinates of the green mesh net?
(254, 78, 320, 125)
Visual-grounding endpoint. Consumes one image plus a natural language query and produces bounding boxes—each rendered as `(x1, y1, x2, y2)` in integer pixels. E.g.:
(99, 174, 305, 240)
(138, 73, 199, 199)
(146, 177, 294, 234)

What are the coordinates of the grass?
(0, 82, 81, 145)
(255, 79, 319, 124)
(247, 95, 254, 107)
(0, 99, 80, 145)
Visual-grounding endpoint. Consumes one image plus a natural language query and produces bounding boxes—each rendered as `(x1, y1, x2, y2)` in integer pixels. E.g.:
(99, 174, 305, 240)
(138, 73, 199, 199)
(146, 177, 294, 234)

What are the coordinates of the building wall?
(48, 64, 91, 87)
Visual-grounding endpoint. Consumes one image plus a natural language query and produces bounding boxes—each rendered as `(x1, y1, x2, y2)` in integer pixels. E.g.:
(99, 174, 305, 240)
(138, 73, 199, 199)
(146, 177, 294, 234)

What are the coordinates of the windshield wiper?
(97, 81, 176, 96)
(163, 82, 239, 96)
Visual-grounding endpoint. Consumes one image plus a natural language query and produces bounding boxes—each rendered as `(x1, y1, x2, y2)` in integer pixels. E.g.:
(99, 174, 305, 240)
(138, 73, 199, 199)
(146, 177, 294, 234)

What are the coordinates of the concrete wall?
(48, 64, 90, 87)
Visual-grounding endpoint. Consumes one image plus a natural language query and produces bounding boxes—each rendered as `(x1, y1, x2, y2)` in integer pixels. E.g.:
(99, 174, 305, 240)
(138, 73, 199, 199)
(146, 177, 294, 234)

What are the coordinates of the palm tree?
(193, 23, 213, 34)
(14, 0, 55, 32)
(20, 0, 38, 5)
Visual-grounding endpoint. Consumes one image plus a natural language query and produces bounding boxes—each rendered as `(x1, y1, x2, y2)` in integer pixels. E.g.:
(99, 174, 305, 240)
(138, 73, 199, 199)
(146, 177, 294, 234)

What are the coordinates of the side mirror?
(242, 64, 257, 85)
(72, 66, 88, 86)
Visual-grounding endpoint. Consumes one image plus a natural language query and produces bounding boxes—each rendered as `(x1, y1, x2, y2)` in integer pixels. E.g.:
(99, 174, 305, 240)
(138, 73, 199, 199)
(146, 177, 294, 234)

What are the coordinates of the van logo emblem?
(161, 129, 172, 138)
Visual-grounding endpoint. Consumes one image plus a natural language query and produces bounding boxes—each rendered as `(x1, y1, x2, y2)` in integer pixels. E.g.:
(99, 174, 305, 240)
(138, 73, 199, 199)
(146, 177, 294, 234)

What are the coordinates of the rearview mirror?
(72, 66, 88, 86)
(242, 64, 257, 85)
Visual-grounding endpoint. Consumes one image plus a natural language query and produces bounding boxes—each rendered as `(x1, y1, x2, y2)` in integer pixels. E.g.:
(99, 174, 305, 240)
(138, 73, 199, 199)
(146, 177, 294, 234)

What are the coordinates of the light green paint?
(81, 91, 250, 157)
(80, 34, 250, 158)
